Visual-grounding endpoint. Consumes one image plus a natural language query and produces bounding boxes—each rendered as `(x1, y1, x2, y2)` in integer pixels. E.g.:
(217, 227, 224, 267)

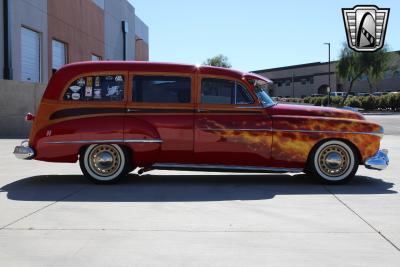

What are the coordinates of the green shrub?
(344, 96, 362, 108)
(360, 96, 378, 111)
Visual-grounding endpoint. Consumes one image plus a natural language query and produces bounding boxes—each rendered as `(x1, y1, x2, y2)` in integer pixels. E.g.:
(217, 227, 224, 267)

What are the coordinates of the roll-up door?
(21, 27, 40, 83)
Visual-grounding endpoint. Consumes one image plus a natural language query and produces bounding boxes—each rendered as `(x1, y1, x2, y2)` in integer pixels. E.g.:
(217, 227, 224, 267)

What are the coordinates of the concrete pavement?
(0, 115, 399, 266)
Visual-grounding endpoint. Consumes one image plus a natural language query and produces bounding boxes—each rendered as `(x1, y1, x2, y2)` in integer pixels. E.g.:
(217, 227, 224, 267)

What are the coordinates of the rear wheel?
(308, 140, 359, 184)
(79, 144, 130, 184)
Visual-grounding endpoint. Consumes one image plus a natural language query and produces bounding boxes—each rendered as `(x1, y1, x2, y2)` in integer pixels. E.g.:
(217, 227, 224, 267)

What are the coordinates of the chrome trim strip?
(199, 127, 382, 137)
(200, 128, 272, 131)
(45, 139, 163, 144)
(235, 106, 264, 109)
(275, 129, 384, 137)
(152, 163, 302, 173)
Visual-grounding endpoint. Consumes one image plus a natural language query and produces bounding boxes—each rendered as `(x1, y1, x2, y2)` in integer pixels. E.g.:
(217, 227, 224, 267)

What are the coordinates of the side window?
(63, 74, 124, 101)
(133, 75, 191, 103)
(201, 78, 254, 104)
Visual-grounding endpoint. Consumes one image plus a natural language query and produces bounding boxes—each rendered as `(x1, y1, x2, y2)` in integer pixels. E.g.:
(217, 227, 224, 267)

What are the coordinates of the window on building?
(301, 79, 306, 85)
(201, 78, 253, 104)
(277, 81, 282, 87)
(133, 76, 191, 103)
(285, 80, 291, 86)
(91, 54, 102, 61)
(21, 27, 41, 82)
(64, 74, 125, 101)
(309, 78, 314, 84)
(52, 39, 67, 73)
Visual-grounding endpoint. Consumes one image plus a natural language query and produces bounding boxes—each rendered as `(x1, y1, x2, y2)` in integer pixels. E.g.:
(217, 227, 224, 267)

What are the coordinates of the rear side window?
(201, 78, 253, 104)
(133, 75, 191, 103)
(63, 74, 125, 101)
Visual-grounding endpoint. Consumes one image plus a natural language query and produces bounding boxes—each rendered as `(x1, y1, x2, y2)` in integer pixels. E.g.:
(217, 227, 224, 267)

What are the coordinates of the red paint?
(29, 62, 383, 171)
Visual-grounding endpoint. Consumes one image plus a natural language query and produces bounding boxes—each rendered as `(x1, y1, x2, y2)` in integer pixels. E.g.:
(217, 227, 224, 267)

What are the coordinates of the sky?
(129, 0, 400, 72)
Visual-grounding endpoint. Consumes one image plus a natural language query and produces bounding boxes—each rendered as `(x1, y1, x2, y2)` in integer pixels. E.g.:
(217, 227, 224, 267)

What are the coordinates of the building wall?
(47, 0, 104, 78)
(11, 0, 49, 82)
(254, 56, 400, 97)
(104, 0, 136, 60)
(134, 15, 149, 61)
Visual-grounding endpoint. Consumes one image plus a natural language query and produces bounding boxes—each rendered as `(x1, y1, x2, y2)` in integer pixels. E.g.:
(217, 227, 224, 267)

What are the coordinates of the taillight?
(25, 113, 35, 121)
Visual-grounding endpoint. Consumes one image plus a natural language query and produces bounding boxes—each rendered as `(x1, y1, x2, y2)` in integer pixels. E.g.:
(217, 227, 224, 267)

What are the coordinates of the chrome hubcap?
(89, 145, 121, 177)
(318, 145, 350, 177)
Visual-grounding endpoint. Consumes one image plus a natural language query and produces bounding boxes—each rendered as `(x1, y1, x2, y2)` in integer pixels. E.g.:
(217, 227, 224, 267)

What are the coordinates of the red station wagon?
(14, 61, 389, 184)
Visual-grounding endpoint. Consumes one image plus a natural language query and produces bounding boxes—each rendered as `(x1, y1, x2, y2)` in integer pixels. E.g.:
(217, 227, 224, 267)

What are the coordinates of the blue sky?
(129, 0, 400, 72)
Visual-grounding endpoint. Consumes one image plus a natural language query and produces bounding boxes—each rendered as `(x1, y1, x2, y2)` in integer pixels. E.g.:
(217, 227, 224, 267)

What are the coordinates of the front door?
(194, 77, 272, 167)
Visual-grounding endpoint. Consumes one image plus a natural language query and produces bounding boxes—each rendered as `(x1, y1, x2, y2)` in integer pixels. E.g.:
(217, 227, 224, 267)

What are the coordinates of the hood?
(271, 104, 365, 120)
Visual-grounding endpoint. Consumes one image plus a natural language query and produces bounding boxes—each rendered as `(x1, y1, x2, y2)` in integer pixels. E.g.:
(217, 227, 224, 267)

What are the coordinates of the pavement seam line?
(323, 185, 400, 252)
(0, 187, 85, 231)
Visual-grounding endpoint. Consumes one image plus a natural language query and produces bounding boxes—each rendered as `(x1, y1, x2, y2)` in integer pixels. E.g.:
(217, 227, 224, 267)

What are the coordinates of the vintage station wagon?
(14, 61, 389, 184)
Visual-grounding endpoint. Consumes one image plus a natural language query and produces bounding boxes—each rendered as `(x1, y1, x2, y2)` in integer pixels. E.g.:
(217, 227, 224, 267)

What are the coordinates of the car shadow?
(0, 174, 397, 202)
(0, 173, 397, 202)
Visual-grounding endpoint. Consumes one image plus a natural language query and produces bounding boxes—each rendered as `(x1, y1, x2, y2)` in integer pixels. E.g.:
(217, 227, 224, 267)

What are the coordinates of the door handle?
(197, 108, 209, 113)
(127, 108, 139, 113)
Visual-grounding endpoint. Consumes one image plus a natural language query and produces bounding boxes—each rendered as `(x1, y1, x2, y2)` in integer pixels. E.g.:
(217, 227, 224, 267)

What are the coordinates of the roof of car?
(43, 61, 272, 100)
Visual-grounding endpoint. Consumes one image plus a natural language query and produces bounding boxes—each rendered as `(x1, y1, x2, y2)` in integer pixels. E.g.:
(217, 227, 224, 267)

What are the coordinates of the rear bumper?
(365, 149, 389, 170)
(13, 140, 35, 160)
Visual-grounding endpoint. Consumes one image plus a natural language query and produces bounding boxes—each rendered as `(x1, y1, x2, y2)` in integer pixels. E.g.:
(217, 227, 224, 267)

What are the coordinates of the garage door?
(21, 27, 40, 83)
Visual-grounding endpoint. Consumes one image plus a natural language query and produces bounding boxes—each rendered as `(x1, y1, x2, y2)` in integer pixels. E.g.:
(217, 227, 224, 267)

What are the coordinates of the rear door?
(194, 76, 272, 166)
(125, 72, 195, 165)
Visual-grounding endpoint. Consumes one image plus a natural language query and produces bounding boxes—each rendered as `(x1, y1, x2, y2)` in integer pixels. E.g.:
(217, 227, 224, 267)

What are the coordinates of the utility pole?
(324, 43, 331, 106)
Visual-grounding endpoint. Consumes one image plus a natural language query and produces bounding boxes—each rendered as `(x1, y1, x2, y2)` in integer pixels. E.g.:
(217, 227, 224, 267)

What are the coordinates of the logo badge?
(342, 5, 389, 52)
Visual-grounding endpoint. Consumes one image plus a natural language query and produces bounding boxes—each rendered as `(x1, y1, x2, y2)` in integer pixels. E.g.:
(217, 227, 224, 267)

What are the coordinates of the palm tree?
(337, 44, 392, 103)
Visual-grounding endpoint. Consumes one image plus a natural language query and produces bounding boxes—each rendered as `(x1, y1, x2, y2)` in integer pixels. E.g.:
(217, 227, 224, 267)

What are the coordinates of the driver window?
(201, 78, 253, 104)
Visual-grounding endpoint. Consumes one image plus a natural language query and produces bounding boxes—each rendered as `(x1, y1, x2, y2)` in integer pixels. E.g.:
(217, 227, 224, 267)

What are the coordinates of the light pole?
(324, 42, 331, 106)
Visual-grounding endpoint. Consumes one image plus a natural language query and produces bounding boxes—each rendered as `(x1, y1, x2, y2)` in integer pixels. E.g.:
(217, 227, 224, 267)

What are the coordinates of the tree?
(203, 54, 232, 68)
(337, 44, 393, 103)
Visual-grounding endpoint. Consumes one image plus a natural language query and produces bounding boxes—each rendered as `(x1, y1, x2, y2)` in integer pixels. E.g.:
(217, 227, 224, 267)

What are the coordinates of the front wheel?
(308, 140, 359, 184)
(79, 144, 130, 184)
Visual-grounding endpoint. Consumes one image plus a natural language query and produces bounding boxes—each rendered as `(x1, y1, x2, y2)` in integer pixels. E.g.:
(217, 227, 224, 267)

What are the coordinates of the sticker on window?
(64, 74, 124, 101)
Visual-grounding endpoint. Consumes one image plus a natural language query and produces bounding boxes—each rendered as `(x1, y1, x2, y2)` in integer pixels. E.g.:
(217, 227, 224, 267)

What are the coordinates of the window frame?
(129, 72, 195, 106)
(21, 26, 42, 83)
(60, 71, 128, 103)
(52, 38, 68, 73)
(199, 76, 255, 106)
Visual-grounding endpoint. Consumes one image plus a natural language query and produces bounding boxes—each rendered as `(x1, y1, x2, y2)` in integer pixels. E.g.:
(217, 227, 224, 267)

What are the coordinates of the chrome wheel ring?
(314, 141, 355, 181)
(88, 144, 122, 178)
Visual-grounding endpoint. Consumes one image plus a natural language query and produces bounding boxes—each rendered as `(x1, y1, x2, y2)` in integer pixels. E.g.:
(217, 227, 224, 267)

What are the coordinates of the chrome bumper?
(365, 149, 389, 170)
(13, 140, 35, 160)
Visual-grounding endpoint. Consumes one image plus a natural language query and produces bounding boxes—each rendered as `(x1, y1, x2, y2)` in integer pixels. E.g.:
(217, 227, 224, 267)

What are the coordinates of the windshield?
(250, 79, 276, 107)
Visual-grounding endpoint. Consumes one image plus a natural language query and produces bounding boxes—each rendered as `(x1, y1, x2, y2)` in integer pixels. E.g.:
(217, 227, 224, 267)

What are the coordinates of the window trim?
(60, 71, 128, 103)
(130, 72, 195, 105)
(21, 25, 42, 83)
(52, 38, 68, 73)
(199, 76, 255, 105)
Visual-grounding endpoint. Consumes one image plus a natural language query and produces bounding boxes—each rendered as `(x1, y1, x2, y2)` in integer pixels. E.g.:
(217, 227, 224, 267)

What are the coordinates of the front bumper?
(365, 149, 389, 170)
(13, 140, 35, 160)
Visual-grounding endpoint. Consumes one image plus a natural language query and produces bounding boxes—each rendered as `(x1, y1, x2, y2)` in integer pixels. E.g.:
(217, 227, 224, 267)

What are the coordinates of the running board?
(151, 163, 303, 173)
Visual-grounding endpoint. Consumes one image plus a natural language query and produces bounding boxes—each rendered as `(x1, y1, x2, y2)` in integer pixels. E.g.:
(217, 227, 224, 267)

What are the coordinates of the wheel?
(79, 144, 130, 184)
(308, 140, 359, 184)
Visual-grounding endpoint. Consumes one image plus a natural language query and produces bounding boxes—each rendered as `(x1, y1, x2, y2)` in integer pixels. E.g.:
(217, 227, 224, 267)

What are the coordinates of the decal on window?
(64, 74, 124, 101)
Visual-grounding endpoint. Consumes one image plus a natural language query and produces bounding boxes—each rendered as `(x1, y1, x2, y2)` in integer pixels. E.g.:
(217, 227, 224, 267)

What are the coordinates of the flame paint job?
(27, 62, 383, 171)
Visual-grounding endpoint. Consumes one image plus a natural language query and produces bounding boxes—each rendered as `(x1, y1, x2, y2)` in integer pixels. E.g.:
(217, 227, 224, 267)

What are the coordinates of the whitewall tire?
(79, 144, 130, 184)
(308, 140, 359, 184)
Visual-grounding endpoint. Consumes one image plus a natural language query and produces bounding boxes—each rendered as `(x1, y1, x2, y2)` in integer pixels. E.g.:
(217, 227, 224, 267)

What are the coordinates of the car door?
(194, 76, 273, 167)
(125, 72, 195, 166)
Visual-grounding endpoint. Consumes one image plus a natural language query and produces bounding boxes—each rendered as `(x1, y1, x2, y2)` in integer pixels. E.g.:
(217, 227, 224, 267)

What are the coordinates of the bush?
(344, 96, 362, 108)
(359, 96, 377, 110)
